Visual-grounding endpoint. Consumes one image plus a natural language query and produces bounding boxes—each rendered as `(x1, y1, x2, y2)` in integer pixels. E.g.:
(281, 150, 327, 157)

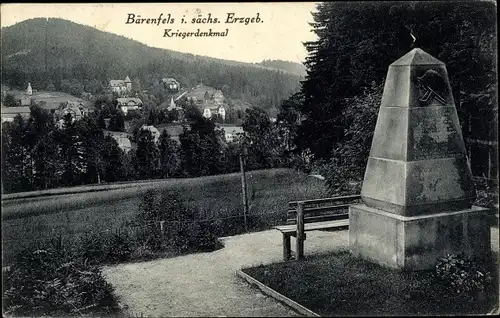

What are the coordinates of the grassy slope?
(2, 168, 328, 263)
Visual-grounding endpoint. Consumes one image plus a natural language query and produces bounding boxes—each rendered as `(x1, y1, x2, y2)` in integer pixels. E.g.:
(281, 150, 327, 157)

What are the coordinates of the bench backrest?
(286, 195, 362, 225)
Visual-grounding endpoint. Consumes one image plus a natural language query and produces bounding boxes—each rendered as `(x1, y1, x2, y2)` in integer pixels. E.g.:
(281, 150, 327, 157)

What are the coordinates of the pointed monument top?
(391, 48, 444, 66)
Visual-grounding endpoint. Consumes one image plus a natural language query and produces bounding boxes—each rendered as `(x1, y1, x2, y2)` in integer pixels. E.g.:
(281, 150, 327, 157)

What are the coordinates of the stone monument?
(349, 48, 494, 270)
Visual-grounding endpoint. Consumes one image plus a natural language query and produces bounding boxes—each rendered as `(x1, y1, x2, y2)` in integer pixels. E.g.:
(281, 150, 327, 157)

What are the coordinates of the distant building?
(1, 106, 31, 122)
(115, 136, 132, 153)
(220, 125, 244, 143)
(161, 78, 180, 92)
(116, 97, 143, 115)
(202, 101, 226, 121)
(60, 100, 88, 121)
(19, 96, 32, 106)
(107, 132, 132, 153)
(26, 83, 33, 96)
(185, 84, 226, 121)
(109, 76, 132, 95)
(140, 125, 161, 143)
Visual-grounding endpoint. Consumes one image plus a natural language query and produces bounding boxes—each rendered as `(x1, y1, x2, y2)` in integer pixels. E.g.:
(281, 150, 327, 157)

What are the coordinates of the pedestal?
(349, 204, 494, 270)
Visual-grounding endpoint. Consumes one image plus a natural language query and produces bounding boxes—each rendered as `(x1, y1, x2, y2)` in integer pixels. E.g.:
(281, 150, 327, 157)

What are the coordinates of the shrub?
(434, 253, 494, 302)
(3, 246, 119, 317)
(104, 232, 133, 263)
(136, 189, 223, 255)
(77, 233, 107, 265)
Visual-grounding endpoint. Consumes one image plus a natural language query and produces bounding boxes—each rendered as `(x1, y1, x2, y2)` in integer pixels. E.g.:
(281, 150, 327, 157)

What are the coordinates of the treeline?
(1, 18, 300, 111)
(1, 105, 296, 194)
(255, 59, 307, 77)
(281, 1, 497, 193)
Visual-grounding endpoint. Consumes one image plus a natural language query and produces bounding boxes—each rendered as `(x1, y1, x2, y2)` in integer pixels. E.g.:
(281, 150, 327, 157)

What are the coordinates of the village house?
(15, 83, 34, 106)
(106, 132, 132, 153)
(161, 78, 180, 92)
(1, 106, 31, 122)
(59, 100, 89, 121)
(202, 100, 226, 121)
(185, 84, 227, 121)
(109, 76, 132, 95)
(220, 125, 244, 143)
(114, 136, 132, 153)
(116, 97, 143, 115)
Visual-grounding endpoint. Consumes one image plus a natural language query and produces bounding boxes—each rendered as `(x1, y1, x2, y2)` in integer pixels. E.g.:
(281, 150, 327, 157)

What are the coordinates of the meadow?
(2, 168, 329, 265)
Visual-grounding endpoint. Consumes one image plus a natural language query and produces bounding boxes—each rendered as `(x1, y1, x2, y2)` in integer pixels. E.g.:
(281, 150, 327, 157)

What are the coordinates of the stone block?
(369, 106, 408, 160)
(349, 204, 494, 270)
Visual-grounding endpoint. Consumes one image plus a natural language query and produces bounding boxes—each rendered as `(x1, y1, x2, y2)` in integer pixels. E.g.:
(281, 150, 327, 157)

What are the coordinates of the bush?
(135, 189, 223, 255)
(434, 253, 494, 302)
(3, 246, 119, 317)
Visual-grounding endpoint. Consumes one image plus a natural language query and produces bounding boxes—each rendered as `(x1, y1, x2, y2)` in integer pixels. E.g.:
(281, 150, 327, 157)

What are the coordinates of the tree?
(277, 92, 303, 154)
(54, 113, 87, 186)
(97, 112, 106, 129)
(179, 116, 224, 177)
(28, 105, 60, 189)
(134, 128, 160, 180)
(101, 135, 125, 182)
(318, 82, 383, 194)
(108, 110, 125, 132)
(158, 129, 180, 178)
(76, 115, 105, 184)
(33, 133, 63, 189)
(242, 107, 283, 169)
(3, 93, 17, 107)
(2, 117, 30, 193)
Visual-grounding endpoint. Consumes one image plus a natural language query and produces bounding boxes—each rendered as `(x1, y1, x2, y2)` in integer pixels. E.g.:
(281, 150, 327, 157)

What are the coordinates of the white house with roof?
(106, 132, 132, 153)
(116, 97, 143, 115)
(1, 106, 31, 122)
(61, 101, 89, 119)
(109, 76, 132, 95)
(161, 78, 180, 92)
(221, 125, 244, 143)
(185, 84, 227, 121)
(202, 102, 226, 121)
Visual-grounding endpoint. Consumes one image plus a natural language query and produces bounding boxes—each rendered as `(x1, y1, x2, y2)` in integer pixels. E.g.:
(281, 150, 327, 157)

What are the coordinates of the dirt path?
(103, 227, 499, 317)
(102, 229, 350, 317)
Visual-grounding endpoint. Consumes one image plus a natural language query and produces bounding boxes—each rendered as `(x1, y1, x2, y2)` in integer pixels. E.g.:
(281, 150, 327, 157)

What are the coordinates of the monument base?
(349, 204, 494, 270)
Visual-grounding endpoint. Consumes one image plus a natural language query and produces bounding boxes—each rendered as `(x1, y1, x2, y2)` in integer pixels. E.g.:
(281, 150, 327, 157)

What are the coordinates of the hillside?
(1, 18, 301, 110)
(255, 59, 306, 77)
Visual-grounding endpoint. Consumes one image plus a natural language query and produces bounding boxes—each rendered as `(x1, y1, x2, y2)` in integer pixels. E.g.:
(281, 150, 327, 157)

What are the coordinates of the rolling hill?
(1, 18, 302, 110)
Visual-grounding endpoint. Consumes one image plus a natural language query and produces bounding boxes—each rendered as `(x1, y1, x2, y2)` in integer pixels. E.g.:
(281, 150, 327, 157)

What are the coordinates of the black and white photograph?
(1, 1, 498, 316)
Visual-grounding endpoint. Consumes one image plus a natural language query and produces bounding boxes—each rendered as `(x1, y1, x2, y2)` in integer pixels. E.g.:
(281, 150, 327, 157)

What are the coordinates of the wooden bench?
(274, 195, 362, 261)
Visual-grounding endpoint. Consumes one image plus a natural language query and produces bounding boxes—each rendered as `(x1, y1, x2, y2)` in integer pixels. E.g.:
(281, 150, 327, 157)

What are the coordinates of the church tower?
(27, 83, 33, 95)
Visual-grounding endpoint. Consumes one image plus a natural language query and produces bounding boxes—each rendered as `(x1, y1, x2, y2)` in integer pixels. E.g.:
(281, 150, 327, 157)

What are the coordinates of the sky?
(1, 2, 319, 64)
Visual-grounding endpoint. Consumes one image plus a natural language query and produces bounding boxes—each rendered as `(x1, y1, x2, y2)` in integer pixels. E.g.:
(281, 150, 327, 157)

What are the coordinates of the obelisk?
(349, 48, 494, 270)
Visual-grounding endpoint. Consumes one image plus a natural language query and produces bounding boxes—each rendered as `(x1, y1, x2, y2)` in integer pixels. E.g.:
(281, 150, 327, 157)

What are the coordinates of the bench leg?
(283, 234, 291, 261)
(296, 234, 304, 260)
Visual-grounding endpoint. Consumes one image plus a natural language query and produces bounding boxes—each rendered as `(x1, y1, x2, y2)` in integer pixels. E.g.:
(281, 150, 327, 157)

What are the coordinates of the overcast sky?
(1, 3, 319, 64)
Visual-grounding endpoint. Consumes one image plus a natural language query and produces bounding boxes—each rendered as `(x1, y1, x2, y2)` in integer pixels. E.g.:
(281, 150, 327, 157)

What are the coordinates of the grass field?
(2, 168, 329, 265)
